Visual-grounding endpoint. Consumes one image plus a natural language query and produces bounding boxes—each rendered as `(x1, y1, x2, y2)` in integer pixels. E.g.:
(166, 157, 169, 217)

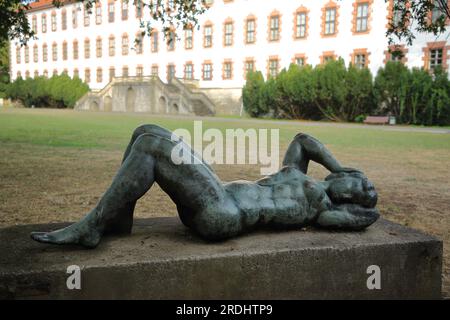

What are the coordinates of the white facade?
(10, 0, 450, 91)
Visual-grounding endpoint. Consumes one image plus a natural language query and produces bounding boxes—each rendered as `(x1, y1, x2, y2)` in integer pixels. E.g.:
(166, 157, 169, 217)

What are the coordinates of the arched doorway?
(126, 87, 135, 112)
(90, 101, 99, 111)
(104, 96, 112, 112)
(157, 96, 167, 114)
(169, 103, 179, 114)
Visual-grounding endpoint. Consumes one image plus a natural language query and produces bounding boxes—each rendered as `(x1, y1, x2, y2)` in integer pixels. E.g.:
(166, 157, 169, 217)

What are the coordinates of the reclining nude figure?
(31, 124, 379, 248)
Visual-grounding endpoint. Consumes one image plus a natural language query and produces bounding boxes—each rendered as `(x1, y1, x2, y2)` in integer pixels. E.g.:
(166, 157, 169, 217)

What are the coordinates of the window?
(17, 71, 22, 79)
(16, 47, 21, 64)
(42, 44, 48, 62)
(122, 66, 129, 77)
(423, 42, 448, 71)
(352, 49, 369, 69)
(136, 33, 143, 54)
(62, 42, 68, 60)
(384, 45, 408, 64)
(96, 38, 102, 58)
(85, 68, 91, 83)
(84, 39, 90, 59)
(108, 2, 115, 23)
(136, 65, 143, 77)
(167, 64, 175, 81)
(268, 58, 279, 78)
(355, 2, 369, 33)
(429, 49, 443, 69)
(109, 36, 115, 56)
(26, 71, 30, 78)
(109, 67, 115, 81)
(121, 0, 128, 20)
(325, 8, 337, 35)
(321, 51, 336, 64)
(204, 24, 213, 48)
(431, 0, 445, 23)
(84, 8, 90, 26)
(185, 63, 193, 80)
(96, 2, 102, 24)
(151, 30, 159, 52)
(203, 62, 212, 80)
(224, 20, 233, 46)
(295, 11, 307, 38)
(223, 60, 232, 79)
(61, 9, 67, 30)
(52, 69, 57, 77)
(52, 43, 57, 61)
(34, 70, 39, 78)
(167, 30, 175, 51)
(73, 40, 79, 59)
(204, 0, 213, 6)
(122, 34, 129, 55)
(294, 54, 306, 66)
(51, 12, 57, 31)
(185, 28, 193, 49)
(42, 14, 47, 33)
(74, 68, 79, 78)
(25, 46, 29, 63)
(151, 65, 159, 76)
(33, 45, 38, 62)
(269, 14, 280, 41)
(32, 16, 37, 33)
(244, 58, 255, 79)
(72, 8, 78, 28)
(97, 68, 103, 82)
(43, 70, 48, 78)
(245, 18, 256, 44)
(136, 0, 143, 18)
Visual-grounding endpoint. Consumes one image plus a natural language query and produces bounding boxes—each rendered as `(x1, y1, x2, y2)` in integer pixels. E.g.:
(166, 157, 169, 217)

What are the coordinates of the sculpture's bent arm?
(282, 133, 344, 174)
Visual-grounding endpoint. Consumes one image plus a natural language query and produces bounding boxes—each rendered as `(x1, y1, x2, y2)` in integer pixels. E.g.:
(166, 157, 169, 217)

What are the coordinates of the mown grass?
(1, 108, 449, 152)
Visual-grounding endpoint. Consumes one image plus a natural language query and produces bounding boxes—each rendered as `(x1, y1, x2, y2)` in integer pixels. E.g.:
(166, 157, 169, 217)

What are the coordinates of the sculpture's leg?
(315, 204, 380, 230)
(31, 130, 227, 248)
(282, 133, 343, 173)
(111, 124, 214, 234)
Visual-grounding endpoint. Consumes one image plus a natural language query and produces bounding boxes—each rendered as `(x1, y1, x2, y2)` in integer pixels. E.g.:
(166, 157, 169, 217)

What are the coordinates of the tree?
(386, 0, 450, 47)
(1, 0, 209, 47)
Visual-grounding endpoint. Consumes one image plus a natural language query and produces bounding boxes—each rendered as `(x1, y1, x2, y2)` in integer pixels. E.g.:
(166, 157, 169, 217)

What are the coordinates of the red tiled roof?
(27, 0, 73, 12)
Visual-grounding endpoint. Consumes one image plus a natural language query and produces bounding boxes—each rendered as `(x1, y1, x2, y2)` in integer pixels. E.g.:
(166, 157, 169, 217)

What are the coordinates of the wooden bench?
(363, 116, 390, 125)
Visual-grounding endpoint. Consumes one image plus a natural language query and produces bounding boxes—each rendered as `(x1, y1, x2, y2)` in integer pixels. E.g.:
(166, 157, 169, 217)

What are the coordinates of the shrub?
(242, 70, 265, 117)
(4, 74, 89, 109)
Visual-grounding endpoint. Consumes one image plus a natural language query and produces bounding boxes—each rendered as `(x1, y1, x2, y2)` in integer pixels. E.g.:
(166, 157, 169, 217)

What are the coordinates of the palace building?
(10, 0, 450, 114)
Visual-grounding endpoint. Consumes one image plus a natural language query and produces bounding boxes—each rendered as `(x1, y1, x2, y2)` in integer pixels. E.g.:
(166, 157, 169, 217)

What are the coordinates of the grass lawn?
(1, 107, 449, 297)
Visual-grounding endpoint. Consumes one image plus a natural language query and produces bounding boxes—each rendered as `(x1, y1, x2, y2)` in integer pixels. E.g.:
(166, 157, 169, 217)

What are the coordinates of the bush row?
(243, 60, 450, 126)
(4, 74, 89, 109)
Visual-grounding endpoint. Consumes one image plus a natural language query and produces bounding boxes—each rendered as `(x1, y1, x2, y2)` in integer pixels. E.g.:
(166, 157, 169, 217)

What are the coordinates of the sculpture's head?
(325, 170, 378, 208)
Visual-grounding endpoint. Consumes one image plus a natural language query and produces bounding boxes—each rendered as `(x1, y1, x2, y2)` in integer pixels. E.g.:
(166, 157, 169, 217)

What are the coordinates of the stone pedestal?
(0, 218, 442, 299)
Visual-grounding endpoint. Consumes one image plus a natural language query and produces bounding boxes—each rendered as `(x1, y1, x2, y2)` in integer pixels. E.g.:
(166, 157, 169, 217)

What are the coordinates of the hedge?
(4, 74, 89, 109)
(243, 59, 450, 126)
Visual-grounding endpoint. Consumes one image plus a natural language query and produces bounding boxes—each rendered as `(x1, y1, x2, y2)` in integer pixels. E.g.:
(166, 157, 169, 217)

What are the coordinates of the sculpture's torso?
(223, 166, 331, 227)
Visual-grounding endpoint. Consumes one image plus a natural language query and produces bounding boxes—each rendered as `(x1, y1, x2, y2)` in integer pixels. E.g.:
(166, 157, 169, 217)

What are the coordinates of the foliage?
(373, 62, 450, 126)
(385, 0, 450, 48)
(2, 0, 209, 47)
(4, 73, 89, 108)
(243, 60, 450, 126)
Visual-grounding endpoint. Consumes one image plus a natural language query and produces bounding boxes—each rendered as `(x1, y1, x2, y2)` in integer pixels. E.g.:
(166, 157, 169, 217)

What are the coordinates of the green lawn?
(1, 108, 449, 151)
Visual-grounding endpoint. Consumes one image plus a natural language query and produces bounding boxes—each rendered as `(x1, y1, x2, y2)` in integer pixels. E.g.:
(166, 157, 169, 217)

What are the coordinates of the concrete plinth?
(0, 218, 442, 299)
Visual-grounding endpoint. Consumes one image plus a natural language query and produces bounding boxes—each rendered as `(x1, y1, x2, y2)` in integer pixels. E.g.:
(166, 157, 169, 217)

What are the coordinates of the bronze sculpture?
(31, 124, 379, 248)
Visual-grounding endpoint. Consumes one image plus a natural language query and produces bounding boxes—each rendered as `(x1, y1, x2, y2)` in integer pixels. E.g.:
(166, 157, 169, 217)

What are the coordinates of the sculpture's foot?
(30, 221, 101, 248)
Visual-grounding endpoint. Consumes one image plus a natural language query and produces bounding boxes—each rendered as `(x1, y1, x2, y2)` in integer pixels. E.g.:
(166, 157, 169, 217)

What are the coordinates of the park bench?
(363, 116, 390, 125)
